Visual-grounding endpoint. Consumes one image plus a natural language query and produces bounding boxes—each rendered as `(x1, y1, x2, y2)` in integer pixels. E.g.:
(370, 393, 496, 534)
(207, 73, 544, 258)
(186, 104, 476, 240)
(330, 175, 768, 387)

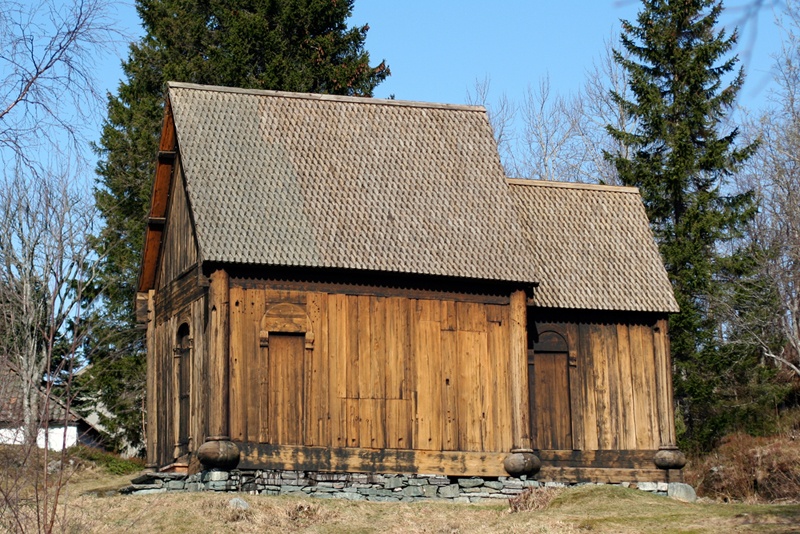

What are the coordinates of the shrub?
(508, 487, 564, 513)
(686, 433, 800, 503)
(67, 445, 144, 476)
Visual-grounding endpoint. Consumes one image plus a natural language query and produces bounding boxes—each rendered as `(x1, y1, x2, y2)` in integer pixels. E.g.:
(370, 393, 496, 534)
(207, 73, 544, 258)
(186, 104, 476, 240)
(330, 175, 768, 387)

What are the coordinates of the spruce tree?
(88, 0, 388, 449)
(606, 0, 756, 450)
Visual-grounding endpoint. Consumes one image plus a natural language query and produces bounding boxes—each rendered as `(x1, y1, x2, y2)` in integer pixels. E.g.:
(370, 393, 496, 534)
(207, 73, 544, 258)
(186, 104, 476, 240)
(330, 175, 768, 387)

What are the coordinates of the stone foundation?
(122, 470, 678, 503)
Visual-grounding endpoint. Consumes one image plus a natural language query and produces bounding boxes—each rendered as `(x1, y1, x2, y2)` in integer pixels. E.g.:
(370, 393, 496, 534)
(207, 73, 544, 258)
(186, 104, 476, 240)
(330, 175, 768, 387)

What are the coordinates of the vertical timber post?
(504, 289, 539, 476)
(653, 318, 686, 471)
(509, 289, 531, 449)
(198, 267, 240, 469)
(145, 290, 157, 469)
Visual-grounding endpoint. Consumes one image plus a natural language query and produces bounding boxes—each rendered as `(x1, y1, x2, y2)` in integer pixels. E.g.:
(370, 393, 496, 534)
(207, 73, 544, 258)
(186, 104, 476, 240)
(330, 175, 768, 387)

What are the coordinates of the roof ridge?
(167, 81, 486, 113)
(506, 178, 640, 194)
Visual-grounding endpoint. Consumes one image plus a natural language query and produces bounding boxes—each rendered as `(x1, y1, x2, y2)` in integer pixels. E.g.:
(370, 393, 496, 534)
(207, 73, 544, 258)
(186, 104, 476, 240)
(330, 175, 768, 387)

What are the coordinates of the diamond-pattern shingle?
(168, 83, 536, 283)
(508, 179, 679, 313)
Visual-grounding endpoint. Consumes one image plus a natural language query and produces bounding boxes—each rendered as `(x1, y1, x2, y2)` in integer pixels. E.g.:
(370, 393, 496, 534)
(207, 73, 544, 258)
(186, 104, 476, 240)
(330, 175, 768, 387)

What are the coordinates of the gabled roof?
(140, 83, 679, 314)
(508, 179, 679, 313)
(163, 82, 537, 284)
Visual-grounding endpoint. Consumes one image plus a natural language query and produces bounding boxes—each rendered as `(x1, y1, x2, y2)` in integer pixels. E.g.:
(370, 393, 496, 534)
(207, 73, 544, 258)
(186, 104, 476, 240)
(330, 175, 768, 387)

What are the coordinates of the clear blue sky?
(97, 1, 784, 125)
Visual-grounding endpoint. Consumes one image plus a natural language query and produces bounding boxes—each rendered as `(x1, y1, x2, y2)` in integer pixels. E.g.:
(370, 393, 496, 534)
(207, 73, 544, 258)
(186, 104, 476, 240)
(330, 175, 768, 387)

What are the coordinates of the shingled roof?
(508, 179, 679, 313)
(167, 82, 536, 284)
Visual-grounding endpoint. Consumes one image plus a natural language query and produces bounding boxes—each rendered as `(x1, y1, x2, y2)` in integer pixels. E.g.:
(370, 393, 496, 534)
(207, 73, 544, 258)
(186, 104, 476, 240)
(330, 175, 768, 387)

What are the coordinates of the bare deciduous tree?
(472, 36, 636, 184)
(724, 0, 800, 379)
(0, 0, 117, 173)
(0, 169, 104, 533)
(466, 76, 518, 176)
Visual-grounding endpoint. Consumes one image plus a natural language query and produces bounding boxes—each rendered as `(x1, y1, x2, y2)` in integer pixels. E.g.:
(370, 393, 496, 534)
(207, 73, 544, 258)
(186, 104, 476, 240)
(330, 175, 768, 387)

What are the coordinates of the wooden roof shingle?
(168, 83, 537, 284)
(145, 83, 679, 314)
(508, 179, 679, 313)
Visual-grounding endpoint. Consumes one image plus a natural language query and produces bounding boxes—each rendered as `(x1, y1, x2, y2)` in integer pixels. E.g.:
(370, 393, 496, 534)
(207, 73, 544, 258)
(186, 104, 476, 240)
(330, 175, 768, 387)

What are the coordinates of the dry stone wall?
(122, 469, 685, 503)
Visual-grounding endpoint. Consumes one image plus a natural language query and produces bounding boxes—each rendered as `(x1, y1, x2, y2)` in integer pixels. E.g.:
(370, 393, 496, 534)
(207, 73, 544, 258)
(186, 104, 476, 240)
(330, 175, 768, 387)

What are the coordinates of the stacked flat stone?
(120, 469, 693, 503)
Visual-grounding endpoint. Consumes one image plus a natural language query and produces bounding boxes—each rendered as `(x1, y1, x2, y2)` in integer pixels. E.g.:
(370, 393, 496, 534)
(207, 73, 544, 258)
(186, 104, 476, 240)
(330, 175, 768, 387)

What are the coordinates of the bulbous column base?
(197, 437, 240, 470)
(503, 449, 542, 476)
(654, 446, 686, 470)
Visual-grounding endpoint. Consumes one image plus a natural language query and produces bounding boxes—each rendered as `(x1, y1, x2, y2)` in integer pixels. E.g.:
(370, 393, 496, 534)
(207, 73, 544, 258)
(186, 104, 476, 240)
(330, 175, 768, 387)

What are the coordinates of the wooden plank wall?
(156, 166, 198, 291)
(149, 296, 207, 467)
(228, 288, 515, 454)
(532, 319, 670, 452)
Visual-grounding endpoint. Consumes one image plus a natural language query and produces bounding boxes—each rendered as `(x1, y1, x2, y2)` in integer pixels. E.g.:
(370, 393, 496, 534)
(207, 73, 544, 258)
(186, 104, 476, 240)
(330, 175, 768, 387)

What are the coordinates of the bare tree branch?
(0, 0, 119, 175)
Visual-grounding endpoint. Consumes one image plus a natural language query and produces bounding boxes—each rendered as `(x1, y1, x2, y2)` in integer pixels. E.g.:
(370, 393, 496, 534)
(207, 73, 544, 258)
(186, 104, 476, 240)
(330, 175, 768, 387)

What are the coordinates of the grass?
(2, 443, 800, 533)
(31, 483, 800, 533)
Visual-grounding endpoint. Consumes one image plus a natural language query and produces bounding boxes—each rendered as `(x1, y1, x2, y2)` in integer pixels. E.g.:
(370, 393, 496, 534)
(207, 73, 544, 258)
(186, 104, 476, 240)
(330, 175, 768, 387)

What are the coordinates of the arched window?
(175, 323, 191, 452)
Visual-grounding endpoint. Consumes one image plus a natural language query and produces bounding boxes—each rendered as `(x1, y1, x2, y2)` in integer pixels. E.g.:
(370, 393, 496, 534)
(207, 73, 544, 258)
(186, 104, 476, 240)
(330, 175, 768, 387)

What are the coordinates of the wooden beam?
(239, 443, 509, 477)
(230, 277, 511, 305)
(509, 289, 530, 450)
(207, 268, 231, 440)
(537, 467, 668, 484)
(138, 98, 178, 292)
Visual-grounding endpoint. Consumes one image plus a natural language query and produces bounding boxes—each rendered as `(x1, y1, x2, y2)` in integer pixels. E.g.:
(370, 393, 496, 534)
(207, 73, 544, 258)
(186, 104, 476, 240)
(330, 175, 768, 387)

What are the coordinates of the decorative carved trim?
(259, 302, 314, 349)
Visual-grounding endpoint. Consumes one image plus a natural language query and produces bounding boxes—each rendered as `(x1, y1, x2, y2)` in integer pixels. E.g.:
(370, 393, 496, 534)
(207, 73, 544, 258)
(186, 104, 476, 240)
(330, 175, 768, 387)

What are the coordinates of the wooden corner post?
(145, 290, 157, 468)
(509, 289, 531, 450)
(207, 268, 230, 440)
(198, 267, 240, 469)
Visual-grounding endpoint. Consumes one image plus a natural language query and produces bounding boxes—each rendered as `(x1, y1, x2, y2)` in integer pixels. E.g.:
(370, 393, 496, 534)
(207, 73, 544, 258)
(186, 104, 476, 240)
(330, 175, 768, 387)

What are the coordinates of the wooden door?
(529, 331, 573, 450)
(267, 333, 305, 444)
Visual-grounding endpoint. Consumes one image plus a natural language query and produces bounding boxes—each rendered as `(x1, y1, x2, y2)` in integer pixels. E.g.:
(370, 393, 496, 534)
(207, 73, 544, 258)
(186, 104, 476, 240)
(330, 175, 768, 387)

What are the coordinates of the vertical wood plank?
(414, 300, 442, 451)
(604, 324, 622, 450)
(457, 329, 483, 451)
(640, 323, 660, 448)
(564, 323, 584, 451)
(247, 291, 267, 443)
(441, 300, 459, 451)
(578, 322, 599, 450)
(191, 298, 206, 450)
(368, 297, 387, 448)
(145, 290, 157, 467)
(615, 323, 638, 449)
(487, 305, 512, 451)
(346, 295, 360, 447)
(655, 319, 676, 445)
(228, 286, 245, 442)
(306, 292, 329, 446)
(630, 324, 656, 449)
(328, 293, 347, 447)
(590, 324, 612, 449)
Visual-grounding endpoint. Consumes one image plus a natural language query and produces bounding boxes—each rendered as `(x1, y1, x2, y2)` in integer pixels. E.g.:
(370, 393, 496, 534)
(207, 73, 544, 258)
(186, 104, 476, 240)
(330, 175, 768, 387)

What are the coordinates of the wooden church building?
(137, 82, 684, 483)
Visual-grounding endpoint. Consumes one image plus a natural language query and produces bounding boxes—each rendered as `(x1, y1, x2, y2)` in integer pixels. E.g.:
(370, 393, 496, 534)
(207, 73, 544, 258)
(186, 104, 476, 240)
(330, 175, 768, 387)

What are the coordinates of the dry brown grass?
(686, 433, 800, 503)
(508, 487, 564, 512)
(13, 483, 796, 534)
(3, 444, 800, 533)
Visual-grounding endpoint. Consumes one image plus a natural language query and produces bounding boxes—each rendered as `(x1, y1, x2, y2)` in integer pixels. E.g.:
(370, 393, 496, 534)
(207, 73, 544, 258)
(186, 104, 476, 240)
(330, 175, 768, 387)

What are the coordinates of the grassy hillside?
(2, 443, 799, 533)
(58, 477, 800, 533)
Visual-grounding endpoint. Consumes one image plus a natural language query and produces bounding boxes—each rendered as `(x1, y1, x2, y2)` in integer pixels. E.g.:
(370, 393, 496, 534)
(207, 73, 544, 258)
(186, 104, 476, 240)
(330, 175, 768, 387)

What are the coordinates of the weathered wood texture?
(139, 102, 178, 292)
(208, 269, 230, 439)
(530, 314, 673, 452)
(156, 167, 198, 291)
(147, 294, 207, 467)
(238, 443, 675, 482)
(228, 287, 515, 454)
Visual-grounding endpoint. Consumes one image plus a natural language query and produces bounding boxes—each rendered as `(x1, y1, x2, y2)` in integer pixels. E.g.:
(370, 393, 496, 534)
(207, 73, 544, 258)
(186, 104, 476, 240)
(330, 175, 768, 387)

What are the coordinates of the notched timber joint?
(158, 150, 177, 163)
